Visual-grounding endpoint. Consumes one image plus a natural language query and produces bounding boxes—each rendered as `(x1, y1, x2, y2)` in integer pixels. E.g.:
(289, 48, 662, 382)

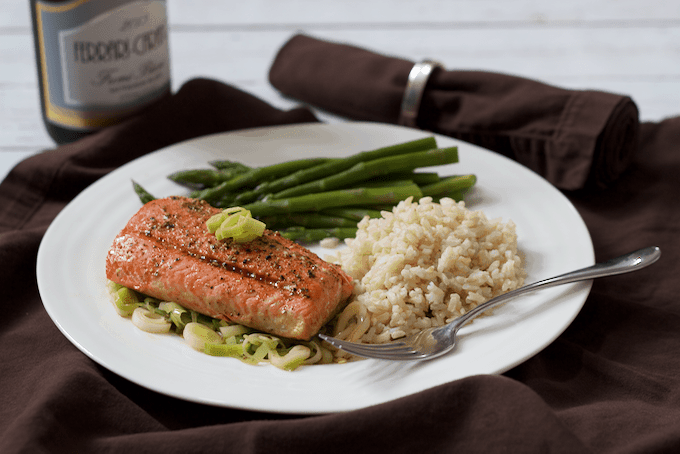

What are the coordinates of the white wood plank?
(167, 0, 680, 25)
(0, 86, 50, 150)
(0, 34, 36, 84)
(0, 1, 32, 29)
(5, 0, 680, 29)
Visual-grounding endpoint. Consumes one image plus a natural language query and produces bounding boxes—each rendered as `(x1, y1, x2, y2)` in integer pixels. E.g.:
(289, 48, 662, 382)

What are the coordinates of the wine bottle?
(29, 0, 171, 144)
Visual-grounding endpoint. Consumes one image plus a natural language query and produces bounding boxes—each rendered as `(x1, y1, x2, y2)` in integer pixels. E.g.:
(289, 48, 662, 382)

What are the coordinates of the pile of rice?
(329, 196, 526, 344)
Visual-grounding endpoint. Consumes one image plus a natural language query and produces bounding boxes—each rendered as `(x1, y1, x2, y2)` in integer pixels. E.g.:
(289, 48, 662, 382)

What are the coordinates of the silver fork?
(319, 246, 661, 361)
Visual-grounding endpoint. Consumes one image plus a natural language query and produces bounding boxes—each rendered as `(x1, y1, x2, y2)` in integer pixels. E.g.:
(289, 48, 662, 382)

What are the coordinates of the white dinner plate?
(37, 122, 593, 414)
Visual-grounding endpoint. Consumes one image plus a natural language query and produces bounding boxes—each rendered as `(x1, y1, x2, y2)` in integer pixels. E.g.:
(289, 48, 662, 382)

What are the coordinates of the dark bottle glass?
(30, 0, 171, 144)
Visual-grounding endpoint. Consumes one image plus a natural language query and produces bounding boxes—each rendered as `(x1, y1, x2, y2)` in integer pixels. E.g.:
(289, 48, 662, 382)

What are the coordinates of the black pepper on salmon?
(106, 196, 354, 340)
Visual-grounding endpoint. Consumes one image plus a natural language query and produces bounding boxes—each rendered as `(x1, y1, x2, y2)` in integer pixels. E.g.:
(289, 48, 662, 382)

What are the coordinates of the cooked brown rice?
(328, 196, 526, 344)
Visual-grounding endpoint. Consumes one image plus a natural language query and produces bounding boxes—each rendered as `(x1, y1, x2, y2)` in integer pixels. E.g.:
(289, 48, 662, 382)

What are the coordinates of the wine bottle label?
(34, 0, 171, 130)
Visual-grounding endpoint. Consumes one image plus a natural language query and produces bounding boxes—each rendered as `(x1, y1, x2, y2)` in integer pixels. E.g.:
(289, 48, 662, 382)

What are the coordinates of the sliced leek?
(206, 207, 266, 243)
(159, 301, 191, 332)
(107, 280, 333, 370)
(131, 307, 171, 334)
(219, 324, 250, 338)
(204, 342, 245, 357)
(112, 286, 142, 317)
(183, 322, 223, 352)
(269, 345, 311, 371)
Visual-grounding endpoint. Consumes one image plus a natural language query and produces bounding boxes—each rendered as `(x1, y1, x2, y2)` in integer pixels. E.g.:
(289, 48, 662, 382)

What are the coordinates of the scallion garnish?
(206, 207, 265, 243)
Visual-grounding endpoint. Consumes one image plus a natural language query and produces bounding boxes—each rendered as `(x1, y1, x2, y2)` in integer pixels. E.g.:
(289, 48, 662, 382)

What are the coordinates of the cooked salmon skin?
(106, 196, 353, 340)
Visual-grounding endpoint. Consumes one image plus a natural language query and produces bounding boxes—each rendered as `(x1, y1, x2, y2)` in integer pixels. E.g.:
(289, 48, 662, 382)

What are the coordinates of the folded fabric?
(269, 34, 640, 190)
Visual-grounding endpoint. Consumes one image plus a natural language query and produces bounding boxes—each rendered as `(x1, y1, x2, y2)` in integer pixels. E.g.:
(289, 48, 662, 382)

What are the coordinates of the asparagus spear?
(236, 137, 438, 204)
(278, 227, 358, 242)
(271, 147, 458, 199)
(132, 180, 156, 204)
(439, 190, 464, 202)
(319, 207, 384, 221)
(363, 204, 397, 212)
(406, 172, 441, 186)
(420, 174, 477, 198)
(190, 157, 333, 204)
(208, 160, 251, 171)
(244, 183, 423, 217)
(260, 213, 359, 229)
(168, 166, 250, 189)
(359, 179, 418, 188)
(374, 171, 441, 186)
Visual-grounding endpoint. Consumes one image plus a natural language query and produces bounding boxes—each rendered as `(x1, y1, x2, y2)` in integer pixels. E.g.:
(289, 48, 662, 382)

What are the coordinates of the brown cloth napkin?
(269, 34, 640, 190)
(2, 76, 680, 454)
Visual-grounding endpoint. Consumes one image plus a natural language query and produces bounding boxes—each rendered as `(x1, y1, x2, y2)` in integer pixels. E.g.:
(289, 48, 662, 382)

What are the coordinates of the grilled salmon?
(106, 196, 353, 340)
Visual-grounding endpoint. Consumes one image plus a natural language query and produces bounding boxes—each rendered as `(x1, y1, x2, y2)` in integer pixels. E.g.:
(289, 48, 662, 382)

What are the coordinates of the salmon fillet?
(106, 196, 353, 340)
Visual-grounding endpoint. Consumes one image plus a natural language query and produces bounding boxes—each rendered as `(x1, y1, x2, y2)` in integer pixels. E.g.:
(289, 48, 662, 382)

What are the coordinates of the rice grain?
(329, 196, 526, 343)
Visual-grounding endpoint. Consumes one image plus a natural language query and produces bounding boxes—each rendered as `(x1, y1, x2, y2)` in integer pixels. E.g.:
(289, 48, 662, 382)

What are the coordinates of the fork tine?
(338, 342, 415, 354)
(319, 334, 410, 352)
(318, 334, 424, 360)
(331, 342, 421, 360)
(344, 349, 424, 361)
(339, 342, 410, 352)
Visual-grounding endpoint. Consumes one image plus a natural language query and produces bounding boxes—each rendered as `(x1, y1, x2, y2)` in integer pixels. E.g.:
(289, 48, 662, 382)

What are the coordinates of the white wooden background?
(1, 0, 679, 183)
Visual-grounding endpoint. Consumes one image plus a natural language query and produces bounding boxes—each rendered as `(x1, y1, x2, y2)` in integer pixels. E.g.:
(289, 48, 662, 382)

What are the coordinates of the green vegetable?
(319, 207, 384, 221)
(270, 147, 458, 199)
(434, 190, 464, 202)
(239, 136, 438, 204)
(112, 286, 142, 316)
(183, 322, 223, 352)
(260, 213, 359, 229)
(219, 324, 251, 338)
(244, 183, 423, 217)
(206, 207, 266, 243)
(191, 157, 333, 204)
(269, 345, 311, 371)
(132, 180, 156, 204)
(242, 333, 281, 364)
(404, 172, 441, 186)
(208, 160, 251, 172)
(279, 226, 359, 242)
(359, 179, 420, 188)
(204, 342, 246, 357)
(158, 302, 191, 333)
(364, 171, 441, 186)
(131, 307, 171, 333)
(420, 174, 477, 198)
(168, 166, 250, 189)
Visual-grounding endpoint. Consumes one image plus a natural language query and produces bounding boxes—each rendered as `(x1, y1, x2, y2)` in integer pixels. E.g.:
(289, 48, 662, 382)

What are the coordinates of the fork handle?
(449, 246, 661, 331)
